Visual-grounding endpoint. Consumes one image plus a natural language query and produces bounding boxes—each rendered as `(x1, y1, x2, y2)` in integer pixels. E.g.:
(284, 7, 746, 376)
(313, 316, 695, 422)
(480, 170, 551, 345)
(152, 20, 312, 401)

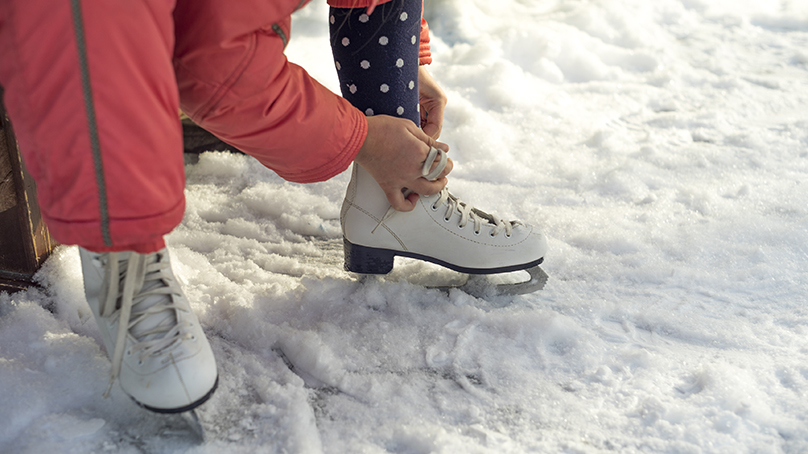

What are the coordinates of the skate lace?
(100, 252, 193, 398)
(372, 147, 518, 237)
(432, 189, 517, 237)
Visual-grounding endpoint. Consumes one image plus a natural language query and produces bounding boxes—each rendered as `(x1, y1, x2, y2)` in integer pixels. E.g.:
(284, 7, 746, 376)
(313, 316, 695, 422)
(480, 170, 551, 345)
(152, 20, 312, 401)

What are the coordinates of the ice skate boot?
(341, 157, 548, 294)
(79, 247, 218, 413)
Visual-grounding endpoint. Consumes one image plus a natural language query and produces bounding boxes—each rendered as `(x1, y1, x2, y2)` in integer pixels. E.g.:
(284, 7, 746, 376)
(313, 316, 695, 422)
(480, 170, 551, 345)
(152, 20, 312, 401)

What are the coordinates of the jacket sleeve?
(174, 11, 368, 184)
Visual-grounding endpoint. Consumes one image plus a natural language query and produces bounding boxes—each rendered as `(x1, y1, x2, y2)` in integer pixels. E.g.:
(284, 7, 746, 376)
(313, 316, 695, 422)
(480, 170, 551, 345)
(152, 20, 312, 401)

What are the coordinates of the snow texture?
(2, 0, 808, 452)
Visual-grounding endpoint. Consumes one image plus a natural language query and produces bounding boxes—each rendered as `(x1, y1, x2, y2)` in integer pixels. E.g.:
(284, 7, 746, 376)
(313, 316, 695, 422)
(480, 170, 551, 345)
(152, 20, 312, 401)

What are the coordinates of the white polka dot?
(349, 84, 357, 94)
(396, 58, 404, 68)
(365, 108, 374, 116)
(336, 61, 341, 70)
(400, 12, 408, 21)
(411, 35, 417, 45)
(379, 36, 388, 46)
(417, 104, 421, 112)
(330, 15, 335, 24)
(380, 84, 389, 93)
(408, 80, 415, 89)
(360, 60, 370, 69)
(359, 13, 369, 23)
(397, 106, 404, 115)
(342, 37, 350, 46)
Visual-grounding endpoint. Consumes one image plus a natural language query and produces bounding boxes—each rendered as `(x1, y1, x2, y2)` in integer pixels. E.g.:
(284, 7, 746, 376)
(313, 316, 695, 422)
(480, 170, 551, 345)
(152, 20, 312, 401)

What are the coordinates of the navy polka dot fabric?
(330, 0, 422, 126)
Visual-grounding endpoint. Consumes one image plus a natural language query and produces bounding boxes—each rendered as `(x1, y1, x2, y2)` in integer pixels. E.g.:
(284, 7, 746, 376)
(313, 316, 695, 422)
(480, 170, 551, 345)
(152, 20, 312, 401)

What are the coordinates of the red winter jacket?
(0, 0, 431, 252)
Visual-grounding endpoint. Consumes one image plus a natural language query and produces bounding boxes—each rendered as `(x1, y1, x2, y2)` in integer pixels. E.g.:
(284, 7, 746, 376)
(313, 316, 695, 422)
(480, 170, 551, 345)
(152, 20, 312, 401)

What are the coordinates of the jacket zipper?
(271, 23, 288, 48)
(273, 0, 307, 49)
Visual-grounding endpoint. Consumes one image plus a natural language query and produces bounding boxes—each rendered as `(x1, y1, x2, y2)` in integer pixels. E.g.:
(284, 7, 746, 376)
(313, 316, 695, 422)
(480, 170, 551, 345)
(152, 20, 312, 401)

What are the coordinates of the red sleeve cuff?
(419, 17, 432, 65)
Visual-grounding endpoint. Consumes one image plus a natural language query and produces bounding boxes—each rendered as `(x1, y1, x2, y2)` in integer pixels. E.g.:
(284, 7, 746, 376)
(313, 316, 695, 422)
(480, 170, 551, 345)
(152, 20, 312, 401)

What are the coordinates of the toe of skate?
(134, 374, 219, 414)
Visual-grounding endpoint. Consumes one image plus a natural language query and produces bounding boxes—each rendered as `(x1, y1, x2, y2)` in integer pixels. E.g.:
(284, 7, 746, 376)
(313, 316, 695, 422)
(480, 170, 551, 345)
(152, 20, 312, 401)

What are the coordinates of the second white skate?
(341, 154, 548, 294)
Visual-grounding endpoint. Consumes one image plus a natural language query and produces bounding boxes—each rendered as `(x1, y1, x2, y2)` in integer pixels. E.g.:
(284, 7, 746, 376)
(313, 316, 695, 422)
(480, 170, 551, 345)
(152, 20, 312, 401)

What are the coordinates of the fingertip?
(443, 158, 453, 175)
(387, 191, 416, 212)
(396, 201, 415, 212)
(404, 192, 420, 210)
(423, 124, 437, 139)
(412, 178, 447, 196)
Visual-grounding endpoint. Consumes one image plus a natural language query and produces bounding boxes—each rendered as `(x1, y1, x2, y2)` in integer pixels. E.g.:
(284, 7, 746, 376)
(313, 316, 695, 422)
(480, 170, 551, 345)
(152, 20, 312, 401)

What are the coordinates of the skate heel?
(343, 238, 395, 274)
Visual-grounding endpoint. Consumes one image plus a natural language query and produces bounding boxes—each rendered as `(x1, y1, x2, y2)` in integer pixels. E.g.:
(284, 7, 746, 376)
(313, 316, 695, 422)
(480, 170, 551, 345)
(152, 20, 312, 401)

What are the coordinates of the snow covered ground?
(2, 0, 808, 452)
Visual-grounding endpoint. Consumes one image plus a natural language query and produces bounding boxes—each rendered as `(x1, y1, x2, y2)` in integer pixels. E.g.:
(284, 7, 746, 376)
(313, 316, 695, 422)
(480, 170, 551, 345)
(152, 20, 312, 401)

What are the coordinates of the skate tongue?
(471, 206, 516, 227)
(448, 193, 500, 226)
(467, 202, 495, 224)
(116, 253, 178, 343)
(103, 251, 181, 399)
(445, 192, 517, 237)
(130, 285, 177, 342)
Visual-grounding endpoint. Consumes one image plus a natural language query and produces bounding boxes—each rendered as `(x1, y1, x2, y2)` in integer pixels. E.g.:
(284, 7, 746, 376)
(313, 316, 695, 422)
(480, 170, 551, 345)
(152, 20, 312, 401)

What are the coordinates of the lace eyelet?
(489, 231, 497, 238)
(443, 217, 451, 222)
(505, 233, 512, 238)
(457, 223, 465, 230)
(126, 350, 131, 356)
(474, 230, 481, 236)
(431, 204, 439, 211)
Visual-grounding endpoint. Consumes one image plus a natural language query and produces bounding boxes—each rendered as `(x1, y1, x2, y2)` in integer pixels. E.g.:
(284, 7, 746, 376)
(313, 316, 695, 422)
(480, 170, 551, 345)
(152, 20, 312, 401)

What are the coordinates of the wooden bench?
(0, 96, 55, 293)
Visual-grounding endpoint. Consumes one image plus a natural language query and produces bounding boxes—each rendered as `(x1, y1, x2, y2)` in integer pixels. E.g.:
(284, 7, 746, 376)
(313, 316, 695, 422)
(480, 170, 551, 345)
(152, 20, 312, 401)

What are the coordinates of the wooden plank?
(0, 93, 56, 291)
(181, 115, 243, 155)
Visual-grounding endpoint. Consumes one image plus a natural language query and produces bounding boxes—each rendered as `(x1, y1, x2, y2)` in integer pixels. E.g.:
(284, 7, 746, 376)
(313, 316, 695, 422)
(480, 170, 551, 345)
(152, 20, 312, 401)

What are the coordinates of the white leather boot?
(79, 247, 218, 413)
(341, 164, 548, 275)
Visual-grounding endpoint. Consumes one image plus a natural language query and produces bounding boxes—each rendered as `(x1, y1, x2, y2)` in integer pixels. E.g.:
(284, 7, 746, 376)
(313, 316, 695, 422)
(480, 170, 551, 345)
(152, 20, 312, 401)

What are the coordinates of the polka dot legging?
(329, 0, 422, 127)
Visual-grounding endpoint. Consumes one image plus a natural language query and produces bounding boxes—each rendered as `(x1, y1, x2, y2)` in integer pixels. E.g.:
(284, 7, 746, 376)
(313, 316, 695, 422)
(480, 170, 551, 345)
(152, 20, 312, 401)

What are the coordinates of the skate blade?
(158, 410, 206, 442)
(425, 265, 548, 297)
(179, 410, 206, 441)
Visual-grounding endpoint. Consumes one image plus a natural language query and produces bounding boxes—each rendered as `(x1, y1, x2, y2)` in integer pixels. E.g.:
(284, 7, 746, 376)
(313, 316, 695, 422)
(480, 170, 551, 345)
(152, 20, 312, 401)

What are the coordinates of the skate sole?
(132, 375, 219, 414)
(344, 238, 544, 275)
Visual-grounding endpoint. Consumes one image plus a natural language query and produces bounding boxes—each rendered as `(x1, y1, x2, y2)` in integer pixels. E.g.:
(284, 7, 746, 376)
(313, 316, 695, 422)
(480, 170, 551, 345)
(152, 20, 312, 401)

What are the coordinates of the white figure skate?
(341, 149, 548, 294)
(79, 248, 218, 413)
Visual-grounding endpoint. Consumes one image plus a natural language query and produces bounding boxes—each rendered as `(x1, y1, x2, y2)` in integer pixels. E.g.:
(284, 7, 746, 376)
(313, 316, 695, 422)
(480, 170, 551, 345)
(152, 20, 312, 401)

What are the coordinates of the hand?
(418, 66, 447, 139)
(355, 115, 453, 212)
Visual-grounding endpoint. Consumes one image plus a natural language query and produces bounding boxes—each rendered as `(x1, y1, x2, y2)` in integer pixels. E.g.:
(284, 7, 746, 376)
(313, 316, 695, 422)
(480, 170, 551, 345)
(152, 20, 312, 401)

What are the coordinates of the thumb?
(386, 187, 416, 212)
(422, 105, 445, 140)
(409, 123, 449, 153)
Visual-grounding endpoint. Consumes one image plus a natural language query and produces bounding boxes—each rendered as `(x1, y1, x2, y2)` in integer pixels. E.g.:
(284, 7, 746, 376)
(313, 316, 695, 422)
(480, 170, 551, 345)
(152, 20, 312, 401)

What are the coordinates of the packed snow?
(2, 0, 808, 452)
